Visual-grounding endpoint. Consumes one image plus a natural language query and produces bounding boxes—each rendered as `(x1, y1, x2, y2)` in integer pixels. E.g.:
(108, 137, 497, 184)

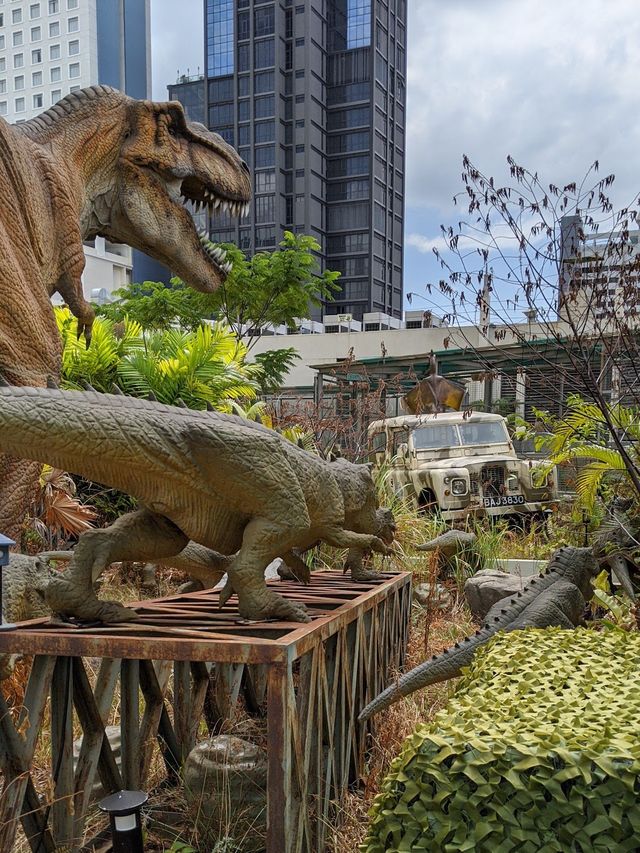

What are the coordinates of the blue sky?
(151, 0, 640, 322)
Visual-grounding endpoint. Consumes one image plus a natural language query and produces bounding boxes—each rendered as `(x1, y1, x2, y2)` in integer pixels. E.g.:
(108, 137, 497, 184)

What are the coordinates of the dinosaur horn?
(46, 376, 58, 389)
(206, 402, 215, 412)
(147, 391, 158, 402)
(80, 380, 97, 392)
(608, 555, 637, 600)
(175, 398, 188, 409)
(111, 384, 124, 395)
(0, 375, 11, 387)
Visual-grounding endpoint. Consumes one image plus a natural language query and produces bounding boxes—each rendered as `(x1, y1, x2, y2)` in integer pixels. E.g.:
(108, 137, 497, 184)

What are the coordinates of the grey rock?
(413, 582, 452, 611)
(183, 735, 267, 853)
(464, 569, 526, 621)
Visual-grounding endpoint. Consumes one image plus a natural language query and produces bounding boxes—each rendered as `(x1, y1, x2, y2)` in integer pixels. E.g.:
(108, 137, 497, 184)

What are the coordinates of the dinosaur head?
(20, 87, 251, 293)
(107, 99, 251, 291)
(375, 507, 397, 545)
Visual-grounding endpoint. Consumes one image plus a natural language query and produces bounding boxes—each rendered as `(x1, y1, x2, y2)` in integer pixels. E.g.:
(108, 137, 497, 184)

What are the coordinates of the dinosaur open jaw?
(198, 231, 233, 276)
(180, 177, 250, 219)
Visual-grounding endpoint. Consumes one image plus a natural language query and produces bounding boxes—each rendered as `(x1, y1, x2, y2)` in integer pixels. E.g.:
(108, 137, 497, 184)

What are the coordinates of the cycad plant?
(534, 395, 640, 511)
(55, 307, 262, 412)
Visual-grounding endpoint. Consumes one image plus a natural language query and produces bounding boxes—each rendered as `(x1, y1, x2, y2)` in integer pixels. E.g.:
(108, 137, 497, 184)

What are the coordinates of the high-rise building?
(0, 0, 165, 290)
(174, 0, 407, 322)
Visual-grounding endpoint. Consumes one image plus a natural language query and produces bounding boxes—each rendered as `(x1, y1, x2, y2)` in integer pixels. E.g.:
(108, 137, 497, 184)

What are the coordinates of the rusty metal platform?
(0, 570, 412, 853)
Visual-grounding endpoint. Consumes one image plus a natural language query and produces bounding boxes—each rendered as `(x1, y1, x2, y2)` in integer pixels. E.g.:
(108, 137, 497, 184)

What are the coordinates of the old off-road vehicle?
(369, 411, 557, 521)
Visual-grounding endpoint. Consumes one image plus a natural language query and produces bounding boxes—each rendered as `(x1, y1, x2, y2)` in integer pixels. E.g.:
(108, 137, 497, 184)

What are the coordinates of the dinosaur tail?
(358, 625, 495, 722)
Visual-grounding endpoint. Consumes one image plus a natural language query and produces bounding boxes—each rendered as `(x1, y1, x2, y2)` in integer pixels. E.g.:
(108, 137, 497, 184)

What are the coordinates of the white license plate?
(483, 495, 525, 508)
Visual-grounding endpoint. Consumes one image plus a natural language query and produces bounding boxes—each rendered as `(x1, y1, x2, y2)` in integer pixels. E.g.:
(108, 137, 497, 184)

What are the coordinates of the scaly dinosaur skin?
(0, 386, 394, 624)
(359, 546, 598, 721)
(0, 85, 250, 541)
(0, 554, 54, 678)
(592, 500, 639, 599)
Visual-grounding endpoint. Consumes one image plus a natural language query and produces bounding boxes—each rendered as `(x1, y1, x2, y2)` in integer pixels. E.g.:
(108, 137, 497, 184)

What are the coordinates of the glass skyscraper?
(177, 0, 407, 321)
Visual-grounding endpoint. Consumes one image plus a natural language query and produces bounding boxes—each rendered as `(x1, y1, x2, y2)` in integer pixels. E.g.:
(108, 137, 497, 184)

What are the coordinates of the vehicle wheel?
(417, 489, 438, 516)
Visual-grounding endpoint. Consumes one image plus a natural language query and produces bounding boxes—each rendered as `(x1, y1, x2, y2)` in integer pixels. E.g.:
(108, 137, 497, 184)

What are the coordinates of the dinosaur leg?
(320, 526, 392, 555)
(43, 509, 189, 623)
(277, 550, 311, 584)
(225, 519, 311, 623)
(0, 455, 41, 544)
(344, 547, 381, 582)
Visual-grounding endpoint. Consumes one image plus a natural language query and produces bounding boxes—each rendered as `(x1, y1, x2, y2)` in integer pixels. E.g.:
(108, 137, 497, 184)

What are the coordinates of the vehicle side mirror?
(398, 442, 409, 462)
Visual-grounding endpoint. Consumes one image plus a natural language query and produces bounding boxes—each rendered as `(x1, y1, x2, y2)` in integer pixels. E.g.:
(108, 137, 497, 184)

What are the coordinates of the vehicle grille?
(470, 475, 479, 496)
(481, 465, 506, 498)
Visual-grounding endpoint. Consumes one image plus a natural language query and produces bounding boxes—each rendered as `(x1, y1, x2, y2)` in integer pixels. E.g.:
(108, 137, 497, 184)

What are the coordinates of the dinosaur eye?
(168, 124, 178, 138)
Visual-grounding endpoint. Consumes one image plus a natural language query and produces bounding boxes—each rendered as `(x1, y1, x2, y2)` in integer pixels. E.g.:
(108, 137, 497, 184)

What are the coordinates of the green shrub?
(362, 628, 640, 852)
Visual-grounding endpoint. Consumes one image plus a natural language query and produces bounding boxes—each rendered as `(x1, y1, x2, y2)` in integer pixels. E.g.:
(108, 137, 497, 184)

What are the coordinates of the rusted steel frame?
(315, 645, 334, 853)
(138, 659, 181, 782)
(284, 574, 411, 659)
(298, 647, 319, 848)
(0, 631, 286, 663)
(0, 655, 56, 853)
(343, 618, 360, 787)
(266, 662, 293, 853)
(189, 662, 211, 747)
(71, 657, 123, 802)
(72, 657, 121, 843)
(138, 660, 172, 782)
(286, 666, 312, 853)
(121, 660, 140, 790)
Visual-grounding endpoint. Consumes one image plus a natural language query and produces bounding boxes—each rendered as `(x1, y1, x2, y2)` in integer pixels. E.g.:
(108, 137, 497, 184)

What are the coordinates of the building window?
(208, 0, 234, 77)
(14, 75, 25, 90)
(210, 102, 234, 125)
(237, 43, 249, 72)
(255, 169, 275, 193)
(295, 69, 304, 78)
(68, 38, 79, 55)
(238, 99, 249, 121)
(254, 119, 275, 143)
(0, 102, 7, 116)
(33, 93, 43, 109)
(254, 6, 274, 36)
(67, 0, 79, 8)
(31, 48, 42, 62)
(0, 38, 4, 52)
(13, 31, 23, 48)
(15, 97, 25, 113)
(49, 21, 60, 37)
(48, 0, 59, 12)
(255, 194, 275, 223)
(68, 61, 80, 78)
(0, 81, 5, 95)
(67, 16, 78, 32)
(30, 4, 41, 19)
(50, 88, 61, 103)
(254, 70, 274, 93)
(347, 0, 371, 48)
(50, 66, 61, 82)
(0, 60, 5, 74)
(31, 70, 42, 85)
(12, 8, 23, 24)
(255, 146, 275, 168)
(254, 94, 274, 118)
(238, 74, 249, 95)
(256, 226, 276, 247)
(238, 124, 250, 145)
(70, 85, 80, 92)
(236, 10, 249, 39)
(49, 43, 60, 59)
(295, 37, 304, 46)
(30, 25, 41, 40)
(254, 38, 274, 69)
(14, 54, 24, 69)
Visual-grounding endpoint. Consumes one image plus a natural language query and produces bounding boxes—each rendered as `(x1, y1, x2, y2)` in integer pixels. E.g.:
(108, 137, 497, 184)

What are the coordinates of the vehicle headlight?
(451, 478, 467, 496)
(507, 475, 519, 491)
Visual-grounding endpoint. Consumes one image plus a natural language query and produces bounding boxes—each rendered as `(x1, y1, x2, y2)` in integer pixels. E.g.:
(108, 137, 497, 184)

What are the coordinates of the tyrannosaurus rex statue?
(0, 85, 251, 540)
(0, 385, 395, 624)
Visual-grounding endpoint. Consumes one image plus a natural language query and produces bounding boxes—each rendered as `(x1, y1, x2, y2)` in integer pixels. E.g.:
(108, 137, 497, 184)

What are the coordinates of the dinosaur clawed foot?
(351, 567, 382, 582)
(239, 589, 310, 623)
(43, 576, 138, 624)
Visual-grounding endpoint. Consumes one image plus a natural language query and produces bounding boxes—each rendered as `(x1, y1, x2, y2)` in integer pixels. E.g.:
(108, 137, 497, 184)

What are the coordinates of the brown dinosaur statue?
(0, 85, 251, 540)
(403, 352, 465, 414)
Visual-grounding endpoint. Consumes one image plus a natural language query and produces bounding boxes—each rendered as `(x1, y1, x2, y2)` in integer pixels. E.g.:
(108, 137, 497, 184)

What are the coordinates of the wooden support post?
(51, 657, 74, 848)
(267, 662, 292, 853)
(121, 659, 140, 790)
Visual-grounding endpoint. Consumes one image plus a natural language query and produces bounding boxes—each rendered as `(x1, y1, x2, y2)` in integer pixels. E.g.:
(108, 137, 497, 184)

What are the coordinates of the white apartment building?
(0, 0, 156, 296)
(0, 0, 97, 123)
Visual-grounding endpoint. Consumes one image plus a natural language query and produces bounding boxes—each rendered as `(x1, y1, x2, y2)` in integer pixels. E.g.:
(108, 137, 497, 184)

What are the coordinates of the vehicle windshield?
(412, 425, 460, 450)
(458, 421, 509, 446)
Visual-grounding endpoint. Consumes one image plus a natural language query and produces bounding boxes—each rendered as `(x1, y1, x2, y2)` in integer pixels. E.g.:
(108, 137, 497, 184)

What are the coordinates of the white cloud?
(150, 2, 204, 101)
(407, 0, 640, 212)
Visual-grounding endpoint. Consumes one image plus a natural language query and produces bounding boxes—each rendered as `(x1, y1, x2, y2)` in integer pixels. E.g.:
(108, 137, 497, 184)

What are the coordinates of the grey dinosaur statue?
(0, 385, 394, 624)
(0, 85, 250, 541)
(359, 546, 598, 720)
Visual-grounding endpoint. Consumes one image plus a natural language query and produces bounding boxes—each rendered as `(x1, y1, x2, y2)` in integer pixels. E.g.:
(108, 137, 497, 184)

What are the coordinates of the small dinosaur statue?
(0, 85, 250, 541)
(359, 546, 598, 721)
(0, 385, 394, 624)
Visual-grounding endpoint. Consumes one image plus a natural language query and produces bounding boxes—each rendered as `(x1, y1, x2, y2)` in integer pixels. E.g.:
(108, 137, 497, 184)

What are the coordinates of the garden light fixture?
(98, 789, 148, 853)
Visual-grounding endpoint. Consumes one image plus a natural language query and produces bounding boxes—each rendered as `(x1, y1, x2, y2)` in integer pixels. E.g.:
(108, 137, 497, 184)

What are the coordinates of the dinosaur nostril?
(241, 160, 250, 175)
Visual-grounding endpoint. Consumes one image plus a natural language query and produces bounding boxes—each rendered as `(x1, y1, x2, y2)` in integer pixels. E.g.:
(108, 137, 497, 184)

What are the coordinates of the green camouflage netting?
(362, 628, 640, 852)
